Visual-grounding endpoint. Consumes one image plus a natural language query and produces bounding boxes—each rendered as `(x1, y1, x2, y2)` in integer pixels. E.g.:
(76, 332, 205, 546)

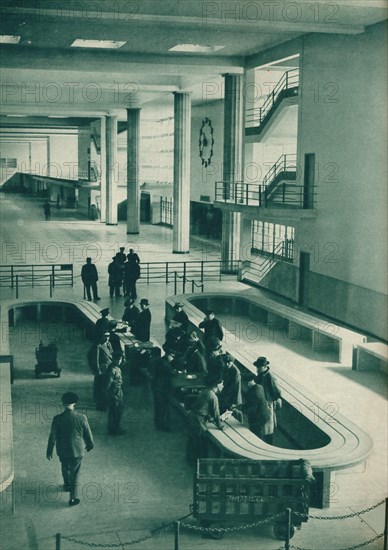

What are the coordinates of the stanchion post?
(285, 508, 292, 550)
(174, 520, 180, 550)
(55, 533, 61, 550)
(384, 497, 388, 550)
(15, 275, 19, 299)
(174, 272, 177, 295)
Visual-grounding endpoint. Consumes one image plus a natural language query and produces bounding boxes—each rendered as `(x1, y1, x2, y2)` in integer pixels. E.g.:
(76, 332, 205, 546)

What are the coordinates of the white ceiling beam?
(3, 6, 366, 35)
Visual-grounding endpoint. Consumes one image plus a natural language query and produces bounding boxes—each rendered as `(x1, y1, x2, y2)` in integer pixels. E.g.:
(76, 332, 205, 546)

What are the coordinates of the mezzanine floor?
(0, 192, 386, 550)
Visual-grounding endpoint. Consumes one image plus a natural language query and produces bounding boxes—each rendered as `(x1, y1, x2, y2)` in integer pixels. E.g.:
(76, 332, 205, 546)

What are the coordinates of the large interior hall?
(0, 2, 387, 550)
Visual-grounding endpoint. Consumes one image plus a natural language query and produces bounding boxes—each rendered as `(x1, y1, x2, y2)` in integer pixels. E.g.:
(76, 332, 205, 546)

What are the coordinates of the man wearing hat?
(254, 357, 282, 444)
(81, 257, 100, 301)
(46, 392, 94, 507)
(199, 310, 224, 352)
(185, 331, 207, 375)
(242, 374, 271, 439)
(108, 256, 123, 298)
(151, 351, 175, 431)
(95, 308, 110, 341)
(172, 302, 189, 333)
(123, 254, 141, 299)
(186, 374, 224, 464)
(131, 298, 151, 342)
(219, 353, 242, 419)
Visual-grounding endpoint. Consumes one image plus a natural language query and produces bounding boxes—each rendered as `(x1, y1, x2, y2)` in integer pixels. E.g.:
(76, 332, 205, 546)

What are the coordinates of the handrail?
(262, 154, 297, 187)
(246, 68, 299, 126)
(0, 264, 73, 297)
(215, 180, 310, 208)
(139, 260, 240, 285)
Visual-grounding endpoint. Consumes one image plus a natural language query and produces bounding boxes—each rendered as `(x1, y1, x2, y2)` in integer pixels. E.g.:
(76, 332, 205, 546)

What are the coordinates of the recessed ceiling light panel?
(169, 44, 225, 53)
(71, 39, 126, 49)
(0, 35, 21, 44)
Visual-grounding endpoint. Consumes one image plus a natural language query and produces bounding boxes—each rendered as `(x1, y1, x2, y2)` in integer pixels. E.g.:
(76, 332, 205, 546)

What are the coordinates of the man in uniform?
(81, 257, 100, 301)
(106, 353, 125, 435)
(46, 392, 94, 506)
(95, 308, 110, 341)
(93, 332, 113, 410)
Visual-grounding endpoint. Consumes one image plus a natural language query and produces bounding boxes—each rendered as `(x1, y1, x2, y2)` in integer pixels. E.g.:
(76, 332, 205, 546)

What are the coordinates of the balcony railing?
(263, 154, 297, 188)
(215, 181, 311, 208)
(246, 68, 299, 128)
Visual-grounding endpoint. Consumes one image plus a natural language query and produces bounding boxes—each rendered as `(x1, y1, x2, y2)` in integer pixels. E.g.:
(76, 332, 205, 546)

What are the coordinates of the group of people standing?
(81, 247, 141, 302)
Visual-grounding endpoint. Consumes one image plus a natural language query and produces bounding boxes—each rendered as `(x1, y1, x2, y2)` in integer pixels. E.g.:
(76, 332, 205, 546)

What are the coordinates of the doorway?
(299, 252, 310, 307)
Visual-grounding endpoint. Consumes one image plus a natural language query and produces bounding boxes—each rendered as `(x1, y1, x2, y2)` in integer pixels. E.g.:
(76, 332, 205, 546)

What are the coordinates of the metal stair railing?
(246, 68, 299, 127)
(240, 241, 291, 281)
(262, 154, 297, 188)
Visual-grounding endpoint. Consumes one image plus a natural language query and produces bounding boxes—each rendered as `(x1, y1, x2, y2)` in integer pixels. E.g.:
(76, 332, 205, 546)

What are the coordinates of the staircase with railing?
(245, 69, 299, 137)
(240, 241, 293, 284)
(215, 153, 307, 209)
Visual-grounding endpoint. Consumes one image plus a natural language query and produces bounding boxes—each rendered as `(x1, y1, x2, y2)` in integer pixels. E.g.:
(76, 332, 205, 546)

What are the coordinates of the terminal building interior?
(0, 1, 387, 549)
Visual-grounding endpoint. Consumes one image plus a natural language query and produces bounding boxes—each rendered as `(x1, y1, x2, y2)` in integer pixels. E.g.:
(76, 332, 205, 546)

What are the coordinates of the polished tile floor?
(0, 192, 386, 550)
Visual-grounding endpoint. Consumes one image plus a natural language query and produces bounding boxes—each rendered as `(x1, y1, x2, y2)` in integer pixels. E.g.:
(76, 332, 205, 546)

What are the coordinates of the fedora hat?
(62, 392, 78, 405)
(100, 308, 109, 316)
(140, 298, 149, 306)
(253, 356, 270, 368)
(174, 302, 184, 308)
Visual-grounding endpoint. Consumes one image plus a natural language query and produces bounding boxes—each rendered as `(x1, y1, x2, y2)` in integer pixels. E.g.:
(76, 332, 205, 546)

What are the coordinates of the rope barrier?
(290, 532, 384, 550)
(294, 499, 386, 521)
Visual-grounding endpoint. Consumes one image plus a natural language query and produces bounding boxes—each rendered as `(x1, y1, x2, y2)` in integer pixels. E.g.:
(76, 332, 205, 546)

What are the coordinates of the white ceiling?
(0, 0, 387, 123)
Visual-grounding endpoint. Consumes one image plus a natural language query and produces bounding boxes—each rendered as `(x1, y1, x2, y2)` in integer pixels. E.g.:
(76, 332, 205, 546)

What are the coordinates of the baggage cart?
(35, 342, 61, 378)
(193, 458, 313, 540)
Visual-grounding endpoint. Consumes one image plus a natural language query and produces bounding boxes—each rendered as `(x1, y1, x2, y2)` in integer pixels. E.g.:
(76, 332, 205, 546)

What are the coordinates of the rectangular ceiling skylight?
(169, 44, 225, 53)
(0, 35, 21, 44)
(71, 39, 126, 49)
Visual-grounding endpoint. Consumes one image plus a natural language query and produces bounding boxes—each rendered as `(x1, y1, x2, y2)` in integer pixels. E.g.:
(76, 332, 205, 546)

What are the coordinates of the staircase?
(245, 69, 299, 138)
(240, 241, 292, 284)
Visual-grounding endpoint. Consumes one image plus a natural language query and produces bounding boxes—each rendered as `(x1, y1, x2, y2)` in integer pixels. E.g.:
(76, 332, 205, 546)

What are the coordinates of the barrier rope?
(294, 499, 385, 521)
(290, 532, 384, 550)
(180, 510, 285, 534)
(61, 517, 176, 548)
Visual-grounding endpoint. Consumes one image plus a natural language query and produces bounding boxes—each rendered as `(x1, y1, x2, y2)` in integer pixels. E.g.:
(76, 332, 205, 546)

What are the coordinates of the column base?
(173, 250, 190, 254)
(126, 231, 140, 235)
(106, 223, 118, 226)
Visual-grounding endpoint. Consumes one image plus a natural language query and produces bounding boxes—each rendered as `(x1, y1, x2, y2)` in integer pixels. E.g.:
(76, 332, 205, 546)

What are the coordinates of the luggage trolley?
(35, 341, 61, 378)
(193, 458, 314, 541)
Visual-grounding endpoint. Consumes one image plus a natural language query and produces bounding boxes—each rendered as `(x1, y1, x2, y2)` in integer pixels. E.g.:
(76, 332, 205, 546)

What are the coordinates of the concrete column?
(173, 92, 191, 253)
(78, 125, 91, 180)
(105, 115, 118, 225)
(221, 73, 244, 272)
(126, 108, 141, 234)
(99, 116, 106, 223)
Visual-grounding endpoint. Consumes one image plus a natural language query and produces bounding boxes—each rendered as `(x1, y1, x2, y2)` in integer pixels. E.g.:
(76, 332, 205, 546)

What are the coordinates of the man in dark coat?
(242, 374, 271, 439)
(184, 331, 207, 375)
(122, 298, 139, 328)
(43, 200, 51, 220)
(46, 392, 94, 506)
(172, 302, 189, 333)
(131, 298, 151, 342)
(127, 248, 140, 264)
(117, 246, 126, 265)
(81, 257, 100, 301)
(108, 256, 123, 298)
(151, 351, 175, 431)
(123, 257, 140, 299)
(254, 356, 282, 444)
(186, 374, 224, 465)
(219, 353, 242, 419)
(199, 310, 224, 351)
(95, 308, 110, 341)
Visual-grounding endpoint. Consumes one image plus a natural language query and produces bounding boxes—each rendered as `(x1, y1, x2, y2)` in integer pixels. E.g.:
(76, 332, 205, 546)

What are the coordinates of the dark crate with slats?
(193, 459, 312, 529)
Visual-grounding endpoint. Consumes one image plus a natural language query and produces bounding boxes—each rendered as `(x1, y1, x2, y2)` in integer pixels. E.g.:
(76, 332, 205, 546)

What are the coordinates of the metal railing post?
(15, 275, 19, 299)
(245, 183, 248, 205)
(174, 272, 177, 295)
(191, 280, 194, 293)
(52, 265, 55, 287)
(182, 276, 186, 294)
(165, 262, 168, 285)
(384, 497, 388, 550)
(174, 520, 180, 550)
(200, 261, 204, 283)
(71, 265, 74, 286)
(49, 275, 53, 298)
(284, 508, 292, 550)
(282, 182, 286, 203)
(285, 70, 289, 89)
(147, 263, 150, 284)
(55, 532, 61, 550)
(183, 263, 186, 288)
(11, 266, 14, 289)
(31, 265, 34, 287)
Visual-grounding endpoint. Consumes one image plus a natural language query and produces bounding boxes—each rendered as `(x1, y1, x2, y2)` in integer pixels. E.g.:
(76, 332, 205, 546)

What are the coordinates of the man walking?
(81, 257, 100, 301)
(46, 392, 94, 506)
